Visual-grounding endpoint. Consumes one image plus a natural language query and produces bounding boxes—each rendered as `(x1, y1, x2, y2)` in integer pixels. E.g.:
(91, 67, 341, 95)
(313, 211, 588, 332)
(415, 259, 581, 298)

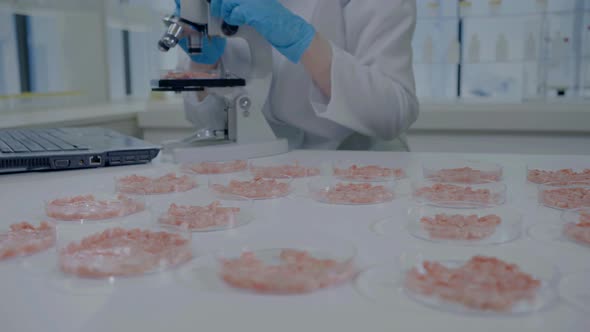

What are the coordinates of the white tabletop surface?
(1, 150, 589, 332)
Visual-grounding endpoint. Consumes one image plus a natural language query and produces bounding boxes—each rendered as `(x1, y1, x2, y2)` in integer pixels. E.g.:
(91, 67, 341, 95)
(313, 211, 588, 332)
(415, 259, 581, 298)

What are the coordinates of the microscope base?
(172, 139, 289, 163)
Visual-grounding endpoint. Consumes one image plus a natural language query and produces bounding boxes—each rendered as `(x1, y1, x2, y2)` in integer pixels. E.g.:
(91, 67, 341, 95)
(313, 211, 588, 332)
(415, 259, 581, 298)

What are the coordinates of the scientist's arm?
(305, 0, 419, 140)
(301, 35, 333, 99)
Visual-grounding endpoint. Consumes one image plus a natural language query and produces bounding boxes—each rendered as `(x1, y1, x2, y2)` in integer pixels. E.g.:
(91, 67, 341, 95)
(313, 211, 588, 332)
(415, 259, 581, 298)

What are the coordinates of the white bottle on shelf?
(495, 33, 509, 62)
(447, 39, 460, 64)
(468, 34, 481, 63)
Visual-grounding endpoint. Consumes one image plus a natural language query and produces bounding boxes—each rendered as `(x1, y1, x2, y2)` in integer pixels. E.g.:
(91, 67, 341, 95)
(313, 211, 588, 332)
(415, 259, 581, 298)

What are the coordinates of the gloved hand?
(210, 0, 316, 63)
(175, 0, 226, 65)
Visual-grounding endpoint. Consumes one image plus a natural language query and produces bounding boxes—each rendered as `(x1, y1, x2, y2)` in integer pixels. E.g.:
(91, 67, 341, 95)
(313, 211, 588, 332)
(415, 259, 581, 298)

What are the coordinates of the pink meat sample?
(528, 168, 590, 184)
(158, 202, 241, 231)
(46, 194, 145, 221)
(0, 222, 55, 260)
(182, 160, 247, 175)
(427, 167, 501, 184)
(316, 183, 394, 204)
(540, 187, 590, 209)
(117, 173, 197, 195)
(563, 220, 590, 247)
(59, 228, 192, 278)
(405, 256, 541, 312)
(210, 177, 291, 199)
(420, 214, 502, 240)
(333, 164, 405, 181)
(163, 71, 220, 79)
(220, 249, 356, 294)
(250, 162, 320, 179)
(414, 183, 499, 205)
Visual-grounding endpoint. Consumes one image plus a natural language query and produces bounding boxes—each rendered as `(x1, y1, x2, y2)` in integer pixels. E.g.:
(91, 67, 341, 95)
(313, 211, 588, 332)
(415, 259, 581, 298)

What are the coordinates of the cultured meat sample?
(220, 249, 356, 294)
(540, 187, 590, 209)
(46, 194, 145, 221)
(420, 214, 502, 240)
(210, 177, 291, 199)
(333, 164, 405, 181)
(0, 222, 55, 260)
(59, 228, 192, 278)
(250, 162, 320, 179)
(405, 256, 541, 312)
(414, 183, 499, 205)
(117, 173, 197, 195)
(158, 202, 241, 231)
(563, 214, 590, 246)
(316, 183, 394, 204)
(182, 160, 247, 175)
(528, 168, 590, 184)
(163, 71, 220, 79)
(427, 167, 501, 184)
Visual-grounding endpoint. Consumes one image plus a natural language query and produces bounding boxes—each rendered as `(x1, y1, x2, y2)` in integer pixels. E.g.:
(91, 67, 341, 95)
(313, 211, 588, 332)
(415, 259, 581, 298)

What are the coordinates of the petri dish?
(248, 160, 322, 179)
(405, 206, 522, 246)
(526, 161, 590, 184)
(538, 182, 590, 210)
(154, 197, 255, 233)
(159, 69, 221, 80)
(559, 271, 590, 312)
(180, 160, 248, 175)
(178, 234, 356, 295)
(0, 220, 55, 262)
(208, 174, 293, 200)
(308, 177, 396, 205)
(412, 180, 507, 208)
(115, 170, 198, 196)
(332, 160, 406, 182)
(45, 193, 146, 223)
(422, 159, 503, 184)
(357, 253, 558, 316)
(48, 222, 192, 295)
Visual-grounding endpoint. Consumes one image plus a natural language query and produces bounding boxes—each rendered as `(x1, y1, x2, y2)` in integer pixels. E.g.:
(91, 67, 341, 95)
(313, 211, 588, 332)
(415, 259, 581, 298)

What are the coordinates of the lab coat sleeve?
(309, 0, 419, 140)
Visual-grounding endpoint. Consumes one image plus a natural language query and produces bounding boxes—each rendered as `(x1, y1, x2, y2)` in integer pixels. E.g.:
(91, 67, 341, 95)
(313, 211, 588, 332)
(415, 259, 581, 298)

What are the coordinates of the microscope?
(152, 0, 288, 163)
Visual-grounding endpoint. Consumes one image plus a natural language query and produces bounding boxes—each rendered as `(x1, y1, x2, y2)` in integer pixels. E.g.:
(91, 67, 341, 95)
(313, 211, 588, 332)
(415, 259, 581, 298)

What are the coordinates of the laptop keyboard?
(0, 129, 89, 154)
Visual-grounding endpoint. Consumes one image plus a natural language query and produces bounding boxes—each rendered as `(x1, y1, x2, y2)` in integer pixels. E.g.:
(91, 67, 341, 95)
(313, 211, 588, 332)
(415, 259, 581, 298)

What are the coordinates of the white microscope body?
(154, 0, 288, 163)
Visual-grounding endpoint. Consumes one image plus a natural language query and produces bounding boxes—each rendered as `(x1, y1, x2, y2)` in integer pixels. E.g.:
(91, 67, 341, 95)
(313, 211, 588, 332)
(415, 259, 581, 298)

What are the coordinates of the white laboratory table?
(1, 151, 589, 332)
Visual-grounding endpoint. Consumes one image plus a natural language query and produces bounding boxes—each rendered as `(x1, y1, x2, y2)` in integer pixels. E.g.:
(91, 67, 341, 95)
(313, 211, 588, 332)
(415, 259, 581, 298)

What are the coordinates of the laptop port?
(89, 155, 102, 166)
(54, 160, 70, 168)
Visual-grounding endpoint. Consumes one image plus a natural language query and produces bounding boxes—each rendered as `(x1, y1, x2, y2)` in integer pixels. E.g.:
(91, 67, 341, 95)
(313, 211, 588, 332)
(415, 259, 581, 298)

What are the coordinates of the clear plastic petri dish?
(308, 177, 396, 205)
(526, 161, 590, 185)
(180, 160, 248, 175)
(412, 180, 507, 208)
(159, 69, 221, 80)
(154, 197, 255, 233)
(115, 170, 199, 196)
(356, 252, 558, 316)
(332, 160, 406, 182)
(177, 234, 357, 295)
(422, 159, 503, 184)
(248, 160, 322, 179)
(45, 193, 146, 223)
(47, 221, 193, 295)
(405, 206, 522, 246)
(559, 271, 590, 312)
(538, 182, 590, 210)
(208, 174, 293, 200)
(0, 220, 55, 262)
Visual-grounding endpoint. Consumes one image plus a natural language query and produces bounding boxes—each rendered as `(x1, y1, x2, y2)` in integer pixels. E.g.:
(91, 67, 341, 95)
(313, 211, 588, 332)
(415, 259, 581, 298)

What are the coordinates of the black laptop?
(0, 127, 160, 174)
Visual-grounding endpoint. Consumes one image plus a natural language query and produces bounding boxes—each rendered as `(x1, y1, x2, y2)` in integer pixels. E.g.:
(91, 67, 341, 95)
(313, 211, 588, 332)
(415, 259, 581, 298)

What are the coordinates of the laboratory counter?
(0, 150, 589, 332)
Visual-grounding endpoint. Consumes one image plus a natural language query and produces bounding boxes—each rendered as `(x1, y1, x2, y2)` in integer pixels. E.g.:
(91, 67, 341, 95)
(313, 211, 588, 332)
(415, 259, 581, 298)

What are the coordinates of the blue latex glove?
(175, 0, 226, 65)
(210, 0, 316, 63)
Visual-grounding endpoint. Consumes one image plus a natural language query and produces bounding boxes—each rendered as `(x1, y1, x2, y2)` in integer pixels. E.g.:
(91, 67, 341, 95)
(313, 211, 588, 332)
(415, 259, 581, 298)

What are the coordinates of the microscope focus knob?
(206, 0, 239, 36)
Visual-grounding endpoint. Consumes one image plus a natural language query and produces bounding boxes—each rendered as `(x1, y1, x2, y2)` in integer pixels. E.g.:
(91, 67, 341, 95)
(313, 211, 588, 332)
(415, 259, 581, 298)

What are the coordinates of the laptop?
(0, 127, 160, 174)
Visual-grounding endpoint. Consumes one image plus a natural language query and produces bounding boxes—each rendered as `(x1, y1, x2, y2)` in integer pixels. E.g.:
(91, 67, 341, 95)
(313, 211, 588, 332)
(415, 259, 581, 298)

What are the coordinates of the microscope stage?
(151, 72, 246, 92)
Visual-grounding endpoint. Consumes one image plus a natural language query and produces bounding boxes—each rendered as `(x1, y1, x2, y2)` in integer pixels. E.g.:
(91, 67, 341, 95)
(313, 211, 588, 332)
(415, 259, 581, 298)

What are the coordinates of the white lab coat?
(180, 0, 419, 151)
